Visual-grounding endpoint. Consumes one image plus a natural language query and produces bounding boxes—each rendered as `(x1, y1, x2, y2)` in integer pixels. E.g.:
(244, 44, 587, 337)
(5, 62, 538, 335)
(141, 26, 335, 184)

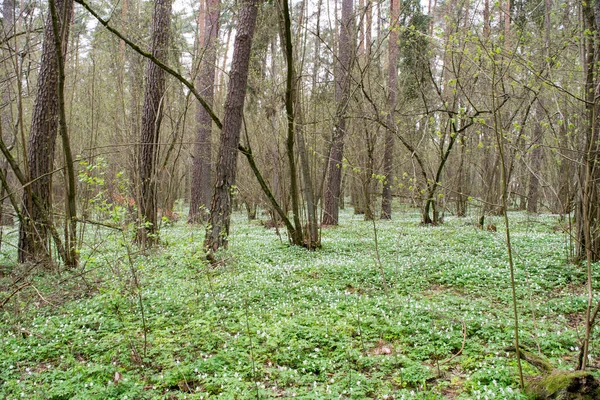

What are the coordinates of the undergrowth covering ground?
(0, 207, 598, 399)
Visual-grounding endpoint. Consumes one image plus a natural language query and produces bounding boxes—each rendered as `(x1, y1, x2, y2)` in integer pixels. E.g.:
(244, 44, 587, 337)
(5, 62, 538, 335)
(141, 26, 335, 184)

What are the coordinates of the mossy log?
(505, 346, 600, 399)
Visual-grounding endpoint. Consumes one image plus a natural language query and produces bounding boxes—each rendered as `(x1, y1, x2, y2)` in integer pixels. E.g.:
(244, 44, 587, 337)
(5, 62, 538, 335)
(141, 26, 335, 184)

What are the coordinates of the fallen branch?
(0, 281, 31, 309)
(505, 345, 554, 374)
(441, 320, 466, 365)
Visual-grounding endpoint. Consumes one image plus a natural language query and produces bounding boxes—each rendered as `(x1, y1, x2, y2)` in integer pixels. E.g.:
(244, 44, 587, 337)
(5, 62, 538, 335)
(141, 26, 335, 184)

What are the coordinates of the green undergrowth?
(0, 208, 598, 399)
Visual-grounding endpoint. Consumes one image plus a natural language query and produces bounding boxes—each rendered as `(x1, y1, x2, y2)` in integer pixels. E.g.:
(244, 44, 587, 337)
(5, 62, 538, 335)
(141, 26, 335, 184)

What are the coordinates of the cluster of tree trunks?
(0, 0, 597, 270)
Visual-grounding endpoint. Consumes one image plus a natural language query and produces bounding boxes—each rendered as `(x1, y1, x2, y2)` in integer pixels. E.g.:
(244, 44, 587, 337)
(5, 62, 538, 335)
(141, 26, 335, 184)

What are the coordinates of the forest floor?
(0, 207, 597, 399)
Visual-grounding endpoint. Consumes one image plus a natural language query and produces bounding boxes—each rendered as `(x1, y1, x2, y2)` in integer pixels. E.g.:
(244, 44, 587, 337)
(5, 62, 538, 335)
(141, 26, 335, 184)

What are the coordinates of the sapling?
(489, 43, 524, 390)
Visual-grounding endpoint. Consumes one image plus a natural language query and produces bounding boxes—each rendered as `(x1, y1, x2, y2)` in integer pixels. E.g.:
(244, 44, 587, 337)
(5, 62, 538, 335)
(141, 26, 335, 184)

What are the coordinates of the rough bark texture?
(381, 0, 399, 220)
(204, 0, 258, 254)
(1, 0, 15, 227)
(137, 0, 172, 247)
(577, 0, 600, 263)
(278, 0, 303, 246)
(189, 0, 220, 224)
(18, 0, 74, 264)
(322, 0, 353, 226)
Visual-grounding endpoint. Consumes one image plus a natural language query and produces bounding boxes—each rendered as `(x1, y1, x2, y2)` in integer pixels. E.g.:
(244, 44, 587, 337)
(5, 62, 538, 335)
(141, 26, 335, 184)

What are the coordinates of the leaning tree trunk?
(137, 0, 172, 247)
(381, 0, 399, 220)
(204, 0, 258, 255)
(189, 0, 220, 224)
(323, 0, 353, 226)
(18, 0, 74, 265)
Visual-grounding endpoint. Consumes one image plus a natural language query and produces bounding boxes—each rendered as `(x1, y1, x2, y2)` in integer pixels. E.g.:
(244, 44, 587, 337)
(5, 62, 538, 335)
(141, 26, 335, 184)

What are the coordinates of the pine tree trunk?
(577, 1, 600, 263)
(1, 0, 15, 227)
(323, 0, 353, 226)
(189, 0, 220, 224)
(137, 0, 172, 247)
(19, 0, 74, 264)
(205, 0, 258, 254)
(381, 0, 400, 220)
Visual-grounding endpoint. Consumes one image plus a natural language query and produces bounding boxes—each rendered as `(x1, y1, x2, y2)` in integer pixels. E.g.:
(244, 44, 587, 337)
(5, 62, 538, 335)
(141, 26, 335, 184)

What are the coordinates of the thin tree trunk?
(49, 0, 78, 267)
(526, 117, 543, 214)
(219, 25, 233, 89)
(137, 0, 172, 247)
(381, 0, 400, 219)
(365, 0, 372, 56)
(205, 0, 259, 255)
(456, 136, 468, 217)
(189, 0, 220, 224)
(279, 0, 304, 246)
(483, 0, 490, 38)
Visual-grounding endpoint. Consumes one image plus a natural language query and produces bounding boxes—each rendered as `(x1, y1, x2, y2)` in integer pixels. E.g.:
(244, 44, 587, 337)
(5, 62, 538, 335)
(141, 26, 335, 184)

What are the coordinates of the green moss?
(528, 371, 600, 399)
(546, 371, 587, 393)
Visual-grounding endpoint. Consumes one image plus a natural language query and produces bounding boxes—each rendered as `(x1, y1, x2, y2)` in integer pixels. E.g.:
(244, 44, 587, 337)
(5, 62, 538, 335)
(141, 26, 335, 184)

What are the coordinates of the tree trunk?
(456, 136, 468, 217)
(137, 0, 172, 247)
(49, 0, 78, 268)
(526, 119, 543, 214)
(0, 0, 15, 228)
(18, 0, 74, 265)
(381, 0, 400, 220)
(323, 0, 353, 226)
(205, 0, 258, 254)
(278, 0, 304, 246)
(483, 0, 490, 38)
(189, 0, 220, 224)
(577, 1, 600, 264)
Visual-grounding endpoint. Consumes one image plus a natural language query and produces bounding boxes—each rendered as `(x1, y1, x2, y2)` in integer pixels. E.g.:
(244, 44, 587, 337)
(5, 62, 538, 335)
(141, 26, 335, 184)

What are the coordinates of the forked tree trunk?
(137, 0, 172, 247)
(19, 0, 74, 265)
(189, 0, 220, 224)
(205, 0, 258, 254)
(323, 0, 353, 226)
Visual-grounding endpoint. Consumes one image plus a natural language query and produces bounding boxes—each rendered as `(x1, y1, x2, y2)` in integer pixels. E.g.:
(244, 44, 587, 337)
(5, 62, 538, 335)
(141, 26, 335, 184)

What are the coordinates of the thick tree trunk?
(189, 0, 220, 224)
(205, 0, 258, 254)
(18, 0, 74, 264)
(577, 2, 600, 263)
(381, 0, 400, 220)
(323, 0, 353, 226)
(137, 0, 172, 247)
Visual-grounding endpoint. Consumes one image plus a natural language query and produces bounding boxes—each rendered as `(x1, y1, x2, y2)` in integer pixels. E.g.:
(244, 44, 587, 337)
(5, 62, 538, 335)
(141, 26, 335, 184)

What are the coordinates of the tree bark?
(189, 0, 220, 224)
(49, 0, 78, 267)
(0, 0, 15, 228)
(526, 118, 543, 214)
(18, 0, 74, 265)
(381, 0, 400, 219)
(205, 0, 258, 255)
(137, 0, 172, 247)
(577, 0, 600, 264)
(279, 0, 303, 246)
(323, 0, 353, 226)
